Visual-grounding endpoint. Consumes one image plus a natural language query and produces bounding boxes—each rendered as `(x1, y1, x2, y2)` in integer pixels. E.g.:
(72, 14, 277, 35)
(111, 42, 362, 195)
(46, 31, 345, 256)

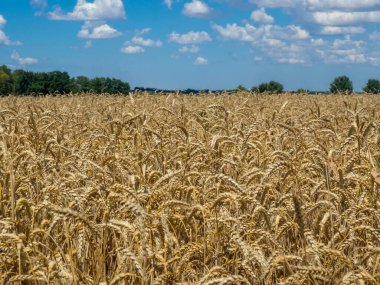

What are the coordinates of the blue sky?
(0, 0, 380, 90)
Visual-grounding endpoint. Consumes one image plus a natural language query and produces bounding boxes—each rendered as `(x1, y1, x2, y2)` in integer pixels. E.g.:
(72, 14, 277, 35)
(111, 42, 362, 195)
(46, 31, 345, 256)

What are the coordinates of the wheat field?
(0, 93, 379, 284)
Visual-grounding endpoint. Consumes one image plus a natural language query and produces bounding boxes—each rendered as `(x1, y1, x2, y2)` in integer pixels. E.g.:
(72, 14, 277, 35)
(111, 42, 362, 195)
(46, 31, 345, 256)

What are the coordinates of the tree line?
(1, 65, 380, 95)
(237, 76, 380, 94)
(0, 65, 131, 95)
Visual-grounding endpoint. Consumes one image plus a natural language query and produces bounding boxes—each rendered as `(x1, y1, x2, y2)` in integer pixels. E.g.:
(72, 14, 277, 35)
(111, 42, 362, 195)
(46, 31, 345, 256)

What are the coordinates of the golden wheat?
(0, 92, 380, 284)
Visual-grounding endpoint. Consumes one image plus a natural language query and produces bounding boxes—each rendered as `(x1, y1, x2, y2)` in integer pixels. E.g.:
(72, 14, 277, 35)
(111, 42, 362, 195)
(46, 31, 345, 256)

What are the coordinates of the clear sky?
(0, 0, 380, 91)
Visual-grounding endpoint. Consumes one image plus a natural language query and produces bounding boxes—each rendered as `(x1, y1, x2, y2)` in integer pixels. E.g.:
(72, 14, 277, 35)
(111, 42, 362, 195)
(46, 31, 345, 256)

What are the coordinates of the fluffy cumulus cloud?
(121, 45, 145, 54)
(195, 56, 208, 65)
(250, 0, 380, 27)
(11, 51, 38, 65)
(248, 0, 380, 48)
(135, 28, 151, 35)
(0, 15, 21, 46)
(213, 23, 309, 42)
(212, 23, 256, 42)
(132, 36, 163, 47)
(250, 0, 380, 10)
(310, 11, 380, 26)
(320, 26, 365, 35)
(250, 0, 295, 8)
(169, 31, 212, 44)
(251, 8, 274, 24)
(179, 45, 200, 53)
(301, 0, 380, 10)
(316, 36, 367, 64)
(78, 21, 122, 39)
(49, 0, 126, 21)
(212, 22, 314, 64)
(121, 29, 162, 54)
(183, 0, 212, 17)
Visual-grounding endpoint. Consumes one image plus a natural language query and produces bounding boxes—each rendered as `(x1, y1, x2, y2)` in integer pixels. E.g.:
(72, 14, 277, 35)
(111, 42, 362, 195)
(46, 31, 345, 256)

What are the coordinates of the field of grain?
(0, 93, 380, 284)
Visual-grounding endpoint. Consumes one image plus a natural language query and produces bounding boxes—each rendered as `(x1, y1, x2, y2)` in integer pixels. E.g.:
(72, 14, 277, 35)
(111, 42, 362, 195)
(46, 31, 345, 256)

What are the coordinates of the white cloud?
(121, 45, 145, 54)
(30, 0, 47, 9)
(213, 23, 309, 42)
(250, 0, 380, 9)
(368, 53, 380, 66)
(0, 15, 6, 27)
(121, 29, 162, 54)
(310, 11, 380, 26)
(303, 0, 380, 10)
(276, 25, 310, 40)
(135, 28, 151, 35)
(183, 0, 212, 17)
(49, 0, 126, 21)
(250, 0, 380, 28)
(164, 0, 173, 9)
(254, 56, 263, 61)
(179, 45, 200, 53)
(279, 57, 305, 64)
(213, 22, 314, 64)
(318, 50, 367, 63)
(169, 31, 212, 44)
(195, 56, 208, 65)
(78, 21, 122, 39)
(320, 26, 365, 35)
(250, 0, 296, 8)
(311, 38, 324, 45)
(265, 42, 308, 64)
(0, 15, 21, 46)
(316, 35, 367, 64)
(213, 23, 256, 42)
(11, 51, 38, 65)
(332, 36, 364, 49)
(214, 1, 379, 67)
(251, 8, 274, 24)
(132, 36, 162, 47)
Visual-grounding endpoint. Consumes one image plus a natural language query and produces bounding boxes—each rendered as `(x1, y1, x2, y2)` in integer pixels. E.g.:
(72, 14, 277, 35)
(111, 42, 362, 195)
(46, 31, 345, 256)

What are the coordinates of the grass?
(0, 92, 380, 284)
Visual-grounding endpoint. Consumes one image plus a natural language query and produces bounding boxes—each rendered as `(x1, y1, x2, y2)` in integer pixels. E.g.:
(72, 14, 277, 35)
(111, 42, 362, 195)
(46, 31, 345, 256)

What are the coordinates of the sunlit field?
(1, 93, 380, 284)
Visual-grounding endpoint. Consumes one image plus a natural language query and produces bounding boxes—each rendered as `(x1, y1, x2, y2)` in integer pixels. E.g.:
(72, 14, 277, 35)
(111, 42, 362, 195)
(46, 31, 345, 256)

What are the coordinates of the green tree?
(106, 78, 130, 94)
(46, 71, 71, 93)
(267, 81, 284, 93)
(0, 65, 14, 95)
(90, 77, 130, 94)
(29, 72, 49, 94)
(254, 81, 284, 94)
(13, 69, 34, 95)
(236, 85, 248, 92)
(91, 77, 107, 93)
(330, 75, 353, 94)
(363, 79, 380, 94)
(257, 83, 269, 93)
(73, 76, 92, 93)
